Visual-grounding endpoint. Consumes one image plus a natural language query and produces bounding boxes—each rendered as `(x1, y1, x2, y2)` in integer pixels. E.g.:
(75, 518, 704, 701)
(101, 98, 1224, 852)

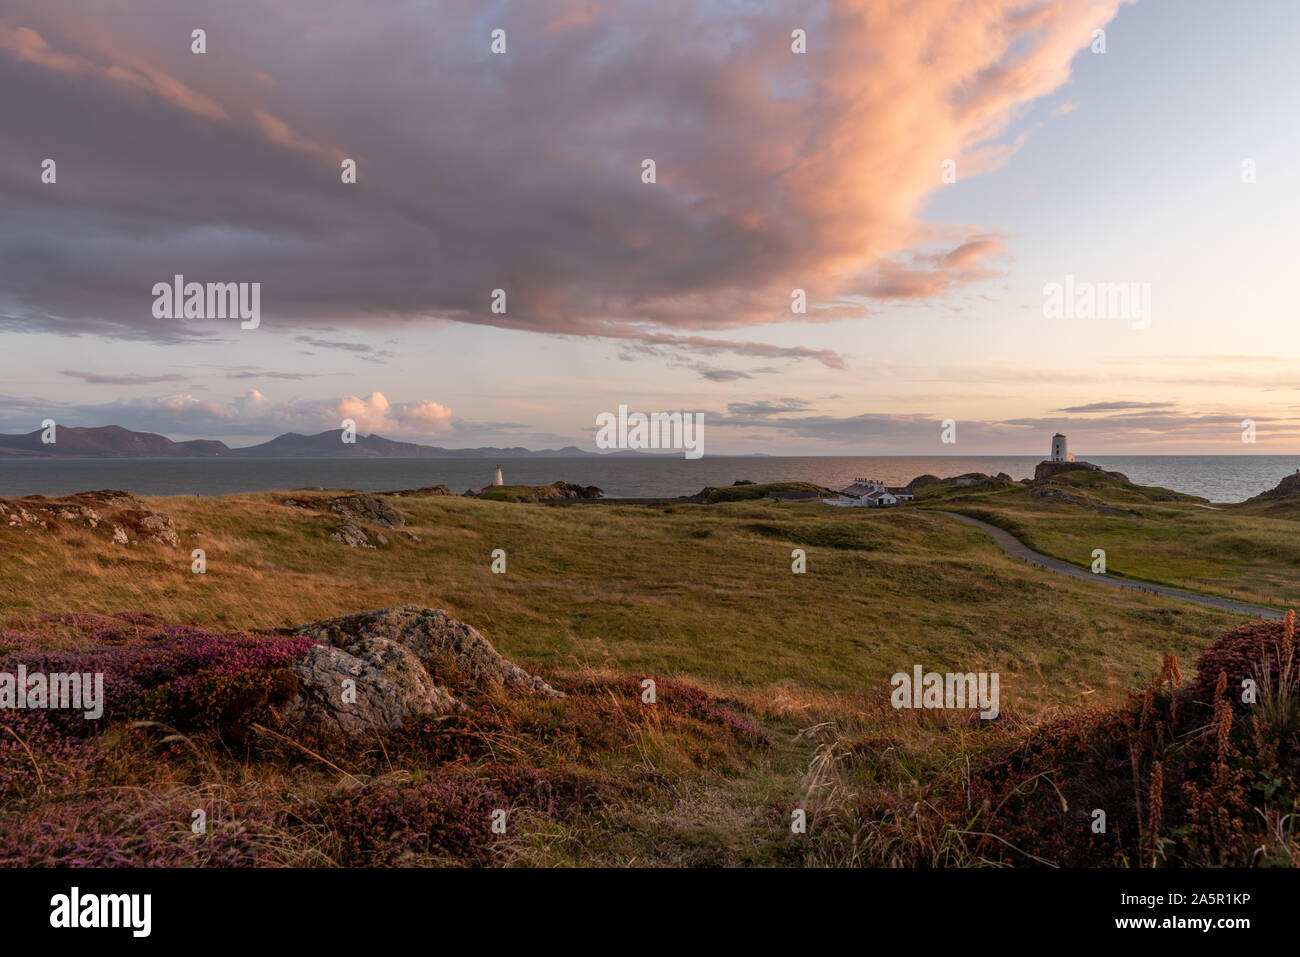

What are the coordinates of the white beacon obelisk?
(494, 465, 504, 486)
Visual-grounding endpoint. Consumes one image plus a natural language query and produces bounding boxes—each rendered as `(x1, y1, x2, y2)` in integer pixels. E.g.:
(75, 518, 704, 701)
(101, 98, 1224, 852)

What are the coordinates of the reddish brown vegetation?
(812, 616, 1300, 867)
(0, 611, 770, 866)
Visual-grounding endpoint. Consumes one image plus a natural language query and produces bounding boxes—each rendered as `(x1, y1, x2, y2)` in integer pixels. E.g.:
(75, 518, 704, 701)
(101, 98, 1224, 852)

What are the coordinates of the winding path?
(935, 510, 1282, 620)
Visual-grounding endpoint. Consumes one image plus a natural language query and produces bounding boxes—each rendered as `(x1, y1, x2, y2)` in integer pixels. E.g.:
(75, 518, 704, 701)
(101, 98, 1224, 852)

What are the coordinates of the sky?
(2, 0, 1298, 455)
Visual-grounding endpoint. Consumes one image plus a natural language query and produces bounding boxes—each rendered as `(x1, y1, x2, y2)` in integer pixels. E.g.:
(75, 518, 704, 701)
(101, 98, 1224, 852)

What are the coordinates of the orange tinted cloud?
(0, 0, 1131, 348)
(0, 25, 228, 122)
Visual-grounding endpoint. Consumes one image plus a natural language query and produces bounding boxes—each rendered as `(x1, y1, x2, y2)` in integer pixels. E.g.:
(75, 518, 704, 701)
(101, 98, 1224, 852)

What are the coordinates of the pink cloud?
(0, 0, 1134, 352)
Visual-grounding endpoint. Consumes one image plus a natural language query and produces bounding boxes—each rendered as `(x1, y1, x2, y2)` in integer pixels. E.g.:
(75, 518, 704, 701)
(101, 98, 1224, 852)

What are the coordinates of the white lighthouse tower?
(1050, 433, 1073, 463)
(494, 465, 504, 486)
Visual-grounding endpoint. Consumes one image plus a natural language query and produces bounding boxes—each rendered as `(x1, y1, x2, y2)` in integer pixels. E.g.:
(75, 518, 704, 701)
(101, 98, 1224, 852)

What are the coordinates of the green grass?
(0, 489, 1246, 710)
(926, 470, 1300, 608)
(0, 484, 1287, 867)
(698, 481, 835, 504)
(478, 483, 588, 502)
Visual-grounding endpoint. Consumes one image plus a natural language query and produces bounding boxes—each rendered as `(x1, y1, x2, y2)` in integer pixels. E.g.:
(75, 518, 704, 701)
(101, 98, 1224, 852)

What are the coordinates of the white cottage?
(832, 478, 914, 507)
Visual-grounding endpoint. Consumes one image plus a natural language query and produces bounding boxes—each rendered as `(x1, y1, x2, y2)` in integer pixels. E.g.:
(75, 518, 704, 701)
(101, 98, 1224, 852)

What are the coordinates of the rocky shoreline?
(4, 466, 1300, 558)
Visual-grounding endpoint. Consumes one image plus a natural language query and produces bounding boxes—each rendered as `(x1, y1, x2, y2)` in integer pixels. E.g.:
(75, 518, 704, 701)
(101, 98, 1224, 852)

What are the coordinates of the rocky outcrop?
(289, 606, 562, 696)
(377, 485, 454, 497)
(283, 492, 405, 547)
(137, 513, 180, 547)
(283, 492, 404, 527)
(552, 482, 604, 500)
(902, 472, 1021, 493)
(468, 482, 604, 502)
(285, 636, 458, 734)
(329, 493, 404, 527)
(1244, 472, 1300, 503)
(1031, 460, 1129, 484)
(1028, 463, 1197, 504)
(0, 490, 179, 547)
(282, 605, 562, 737)
(330, 523, 385, 549)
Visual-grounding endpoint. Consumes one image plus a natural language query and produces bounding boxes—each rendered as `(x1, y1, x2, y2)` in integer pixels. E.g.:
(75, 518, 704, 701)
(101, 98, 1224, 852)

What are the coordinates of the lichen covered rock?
(0, 490, 178, 546)
(285, 636, 459, 734)
(288, 605, 563, 698)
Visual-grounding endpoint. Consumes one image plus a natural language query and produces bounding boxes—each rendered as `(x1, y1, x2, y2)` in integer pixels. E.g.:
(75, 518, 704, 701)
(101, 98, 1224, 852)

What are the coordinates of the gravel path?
(936, 510, 1282, 620)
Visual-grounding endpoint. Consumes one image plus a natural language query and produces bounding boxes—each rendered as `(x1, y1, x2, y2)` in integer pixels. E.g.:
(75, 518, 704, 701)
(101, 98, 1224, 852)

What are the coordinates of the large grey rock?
(290, 605, 563, 697)
(283, 606, 562, 737)
(329, 522, 373, 548)
(285, 637, 459, 734)
(139, 513, 180, 547)
(282, 492, 406, 545)
(328, 493, 405, 528)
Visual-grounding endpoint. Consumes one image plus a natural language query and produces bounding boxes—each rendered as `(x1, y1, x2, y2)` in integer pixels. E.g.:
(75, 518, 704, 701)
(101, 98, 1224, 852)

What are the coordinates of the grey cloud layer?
(1, 0, 1118, 353)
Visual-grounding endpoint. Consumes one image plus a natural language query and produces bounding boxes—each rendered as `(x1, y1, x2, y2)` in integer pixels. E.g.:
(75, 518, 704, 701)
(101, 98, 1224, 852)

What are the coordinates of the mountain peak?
(0, 425, 591, 459)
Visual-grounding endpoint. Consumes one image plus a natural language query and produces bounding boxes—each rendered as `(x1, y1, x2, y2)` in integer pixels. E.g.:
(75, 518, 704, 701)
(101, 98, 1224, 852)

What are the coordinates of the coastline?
(3, 452, 1296, 503)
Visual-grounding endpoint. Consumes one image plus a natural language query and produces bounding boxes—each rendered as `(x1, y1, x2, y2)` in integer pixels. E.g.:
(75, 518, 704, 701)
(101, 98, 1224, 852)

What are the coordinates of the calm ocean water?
(1, 455, 1296, 503)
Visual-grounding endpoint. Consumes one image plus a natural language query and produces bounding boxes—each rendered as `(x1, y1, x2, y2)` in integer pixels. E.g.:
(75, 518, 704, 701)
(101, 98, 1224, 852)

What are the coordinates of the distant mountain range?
(0, 425, 594, 459)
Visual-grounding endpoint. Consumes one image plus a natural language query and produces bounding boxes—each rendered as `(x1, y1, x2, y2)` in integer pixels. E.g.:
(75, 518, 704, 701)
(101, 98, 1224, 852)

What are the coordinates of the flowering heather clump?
(314, 777, 510, 866)
(0, 630, 46, 656)
(0, 616, 313, 738)
(0, 610, 779, 868)
(0, 795, 290, 867)
(0, 710, 104, 801)
(128, 668, 302, 744)
(313, 763, 602, 867)
(385, 707, 518, 768)
(479, 762, 605, 816)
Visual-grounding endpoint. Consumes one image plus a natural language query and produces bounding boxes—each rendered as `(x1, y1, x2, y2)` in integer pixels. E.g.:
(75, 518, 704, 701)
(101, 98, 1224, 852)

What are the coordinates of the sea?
(1, 455, 1296, 504)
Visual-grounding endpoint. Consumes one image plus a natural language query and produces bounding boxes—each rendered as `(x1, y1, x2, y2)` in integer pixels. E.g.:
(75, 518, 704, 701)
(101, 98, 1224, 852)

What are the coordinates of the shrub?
(1190, 612, 1298, 709)
(0, 616, 313, 739)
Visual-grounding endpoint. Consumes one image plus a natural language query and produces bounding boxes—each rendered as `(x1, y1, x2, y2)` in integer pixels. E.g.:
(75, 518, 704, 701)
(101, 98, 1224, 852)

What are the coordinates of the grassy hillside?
(0, 489, 1242, 704)
(925, 468, 1300, 609)
(477, 482, 601, 502)
(1, 486, 1290, 867)
(697, 481, 835, 504)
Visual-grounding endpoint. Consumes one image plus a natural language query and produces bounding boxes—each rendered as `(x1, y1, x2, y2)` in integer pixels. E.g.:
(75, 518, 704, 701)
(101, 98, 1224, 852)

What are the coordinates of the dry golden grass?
(0, 490, 1249, 715)
(1, 487, 1274, 867)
